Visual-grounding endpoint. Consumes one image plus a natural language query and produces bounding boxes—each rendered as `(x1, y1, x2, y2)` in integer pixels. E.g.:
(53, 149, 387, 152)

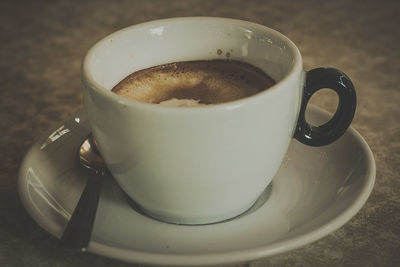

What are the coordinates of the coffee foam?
(158, 98, 206, 107)
(112, 60, 275, 105)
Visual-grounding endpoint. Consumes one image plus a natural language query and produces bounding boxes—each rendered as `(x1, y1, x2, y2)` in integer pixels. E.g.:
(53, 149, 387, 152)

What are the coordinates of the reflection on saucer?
(123, 183, 273, 226)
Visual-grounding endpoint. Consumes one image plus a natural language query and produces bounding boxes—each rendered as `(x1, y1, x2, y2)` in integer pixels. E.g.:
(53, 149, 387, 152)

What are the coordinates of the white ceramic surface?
(18, 106, 375, 266)
(82, 17, 304, 224)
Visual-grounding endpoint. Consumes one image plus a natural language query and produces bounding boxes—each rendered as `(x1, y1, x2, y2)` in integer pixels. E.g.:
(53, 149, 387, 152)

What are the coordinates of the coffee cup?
(82, 17, 356, 224)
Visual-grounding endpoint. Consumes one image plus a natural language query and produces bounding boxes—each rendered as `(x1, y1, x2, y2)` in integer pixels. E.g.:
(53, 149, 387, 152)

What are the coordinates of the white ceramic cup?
(82, 17, 356, 224)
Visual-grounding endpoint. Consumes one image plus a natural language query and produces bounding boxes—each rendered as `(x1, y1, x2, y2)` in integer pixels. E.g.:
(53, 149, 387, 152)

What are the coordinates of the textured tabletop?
(1, 0, 399, 266)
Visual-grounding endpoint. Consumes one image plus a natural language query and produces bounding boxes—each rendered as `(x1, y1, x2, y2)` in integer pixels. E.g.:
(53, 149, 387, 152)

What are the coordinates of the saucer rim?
(18, 105, 376, 266)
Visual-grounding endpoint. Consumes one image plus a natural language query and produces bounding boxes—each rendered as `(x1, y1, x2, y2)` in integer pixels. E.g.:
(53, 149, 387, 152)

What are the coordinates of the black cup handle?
(294, 67, 356, 146)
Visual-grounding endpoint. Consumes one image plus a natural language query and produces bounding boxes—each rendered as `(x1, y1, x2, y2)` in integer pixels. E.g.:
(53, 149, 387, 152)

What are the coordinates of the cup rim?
(82, 17, 302, 112)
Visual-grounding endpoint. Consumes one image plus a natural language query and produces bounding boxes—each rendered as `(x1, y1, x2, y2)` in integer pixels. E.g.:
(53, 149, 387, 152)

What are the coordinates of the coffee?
(111, 60, 275, 105)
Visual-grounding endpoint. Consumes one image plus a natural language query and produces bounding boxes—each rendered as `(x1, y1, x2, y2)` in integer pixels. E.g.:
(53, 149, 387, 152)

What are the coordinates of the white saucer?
(18, 105, 375, 266)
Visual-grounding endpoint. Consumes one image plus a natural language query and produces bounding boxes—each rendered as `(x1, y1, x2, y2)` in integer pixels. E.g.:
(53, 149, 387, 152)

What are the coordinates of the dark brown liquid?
(112, 60, 275, 105)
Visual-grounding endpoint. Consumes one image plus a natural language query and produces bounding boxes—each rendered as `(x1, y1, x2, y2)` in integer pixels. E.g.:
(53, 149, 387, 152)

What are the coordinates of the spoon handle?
(61, 172, 103, 250)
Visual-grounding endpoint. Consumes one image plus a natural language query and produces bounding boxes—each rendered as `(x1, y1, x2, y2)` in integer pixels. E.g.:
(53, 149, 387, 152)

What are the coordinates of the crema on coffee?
(112, 60, 275, 105)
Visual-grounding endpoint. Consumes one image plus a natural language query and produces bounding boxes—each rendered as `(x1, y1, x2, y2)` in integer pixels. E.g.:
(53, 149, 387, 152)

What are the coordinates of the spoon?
(61, 134, 106, 251)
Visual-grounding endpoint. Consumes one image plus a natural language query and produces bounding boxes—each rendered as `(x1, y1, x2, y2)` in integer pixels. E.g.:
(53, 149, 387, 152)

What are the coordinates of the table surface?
(1, 0, 399, 266)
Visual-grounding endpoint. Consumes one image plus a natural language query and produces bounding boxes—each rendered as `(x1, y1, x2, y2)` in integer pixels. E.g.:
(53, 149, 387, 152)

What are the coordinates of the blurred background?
(1, 0, 399, 266)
